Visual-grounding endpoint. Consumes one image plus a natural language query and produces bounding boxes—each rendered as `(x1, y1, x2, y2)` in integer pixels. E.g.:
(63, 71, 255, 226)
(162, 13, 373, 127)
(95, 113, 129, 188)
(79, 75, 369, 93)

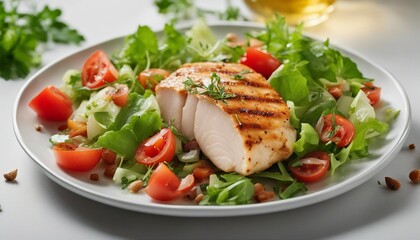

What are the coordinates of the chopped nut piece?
(35, 124, 43, 132)
(102, 149, 117, 164)
(129, 180, 144, 193)
(256, 191, 275, 203)
(3, 169, 17, 182)
(103, 165, 116, 178)
(408, 143, 415, 150)
(90, 173, 99, 181)
(409, 170, 420, 183)
(249, 38, 264, 48)
(254, 183, 264, 196)
(194, 193, 204, 204)
(185, 188, 198, 200)
(385, 177, 400, 191)
(226, 33, 238, 42)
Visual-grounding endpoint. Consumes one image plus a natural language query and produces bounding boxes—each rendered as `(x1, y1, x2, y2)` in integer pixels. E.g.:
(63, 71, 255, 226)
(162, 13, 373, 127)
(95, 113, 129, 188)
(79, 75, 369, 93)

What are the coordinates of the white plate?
(13, 22, 411, 217)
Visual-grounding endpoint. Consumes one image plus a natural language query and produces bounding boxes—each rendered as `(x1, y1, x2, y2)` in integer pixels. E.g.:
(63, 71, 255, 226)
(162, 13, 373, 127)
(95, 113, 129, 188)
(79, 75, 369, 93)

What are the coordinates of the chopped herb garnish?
(183, 73, 236, 104)
(231, 70, 251, 80)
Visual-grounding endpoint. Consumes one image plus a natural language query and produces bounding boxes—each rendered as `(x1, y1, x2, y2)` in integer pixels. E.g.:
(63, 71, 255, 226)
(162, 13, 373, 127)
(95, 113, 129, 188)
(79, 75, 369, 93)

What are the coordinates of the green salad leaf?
(200, 174, 254, 205)
(293, 123, 320, 156)
(111, 20, 245, 77)
(97, 93, 162, 158)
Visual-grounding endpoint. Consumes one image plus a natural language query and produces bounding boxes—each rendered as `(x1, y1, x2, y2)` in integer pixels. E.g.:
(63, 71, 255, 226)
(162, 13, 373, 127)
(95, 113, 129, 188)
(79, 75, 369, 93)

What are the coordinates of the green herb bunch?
(154, 0, 248, 22)
(0, 0, 84, 80)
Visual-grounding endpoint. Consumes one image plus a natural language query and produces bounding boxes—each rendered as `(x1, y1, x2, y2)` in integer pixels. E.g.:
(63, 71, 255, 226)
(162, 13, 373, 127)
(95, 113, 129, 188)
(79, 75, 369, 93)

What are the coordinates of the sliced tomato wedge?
(145, 163, 196, 201)
(29, 85, 73, 121)
(110, 84, 129, 107)
(316, 113, 355, 148)
(82, 50, 119, 89)
(289, 151, 330, 183)
(361, 82, 381, 105)
(138, 68, 170, 91)
(135, 128, 176, 166)
(239, 47, 281, 79)
(53, 143, 103, 171)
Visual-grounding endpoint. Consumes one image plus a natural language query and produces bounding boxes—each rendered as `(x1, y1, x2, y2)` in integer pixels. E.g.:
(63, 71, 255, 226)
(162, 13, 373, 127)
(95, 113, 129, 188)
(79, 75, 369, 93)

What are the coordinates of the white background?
(1, 0, 419, 239)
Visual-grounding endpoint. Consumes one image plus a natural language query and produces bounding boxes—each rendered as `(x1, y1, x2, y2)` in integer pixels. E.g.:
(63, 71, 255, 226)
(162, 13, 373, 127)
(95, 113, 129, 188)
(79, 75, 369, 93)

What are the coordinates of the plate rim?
(13, 21, 412, 217)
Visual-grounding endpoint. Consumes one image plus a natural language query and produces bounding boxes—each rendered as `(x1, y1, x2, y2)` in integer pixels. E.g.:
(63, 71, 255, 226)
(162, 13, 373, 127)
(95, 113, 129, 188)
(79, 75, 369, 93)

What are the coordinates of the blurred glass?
(244, 0, 336, 27)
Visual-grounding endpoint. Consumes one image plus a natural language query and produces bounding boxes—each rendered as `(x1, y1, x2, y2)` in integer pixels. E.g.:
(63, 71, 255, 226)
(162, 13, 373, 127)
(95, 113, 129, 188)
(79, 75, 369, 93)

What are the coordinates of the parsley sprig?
(183, 73, 236, 104)
(0, 0, 84, 80)
(154, 0, 248, 22)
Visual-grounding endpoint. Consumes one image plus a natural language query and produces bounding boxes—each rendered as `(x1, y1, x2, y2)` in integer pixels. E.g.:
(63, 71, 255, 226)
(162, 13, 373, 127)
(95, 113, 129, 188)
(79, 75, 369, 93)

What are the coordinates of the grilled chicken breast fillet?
(156, 62, 296, 175)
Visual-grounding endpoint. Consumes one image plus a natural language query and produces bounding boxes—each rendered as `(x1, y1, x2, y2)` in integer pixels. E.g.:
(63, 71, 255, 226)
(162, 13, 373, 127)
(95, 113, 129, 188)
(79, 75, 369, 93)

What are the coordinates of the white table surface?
(1, 0, 419, 239)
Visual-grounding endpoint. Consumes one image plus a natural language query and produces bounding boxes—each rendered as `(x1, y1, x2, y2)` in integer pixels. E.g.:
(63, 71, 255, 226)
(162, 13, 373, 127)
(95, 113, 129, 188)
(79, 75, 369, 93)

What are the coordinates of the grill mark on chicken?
(239, 108, 276, 117)
(224, 79, 269, 89)
(224, 107, 287, 118)
(237, 122, 263, 130)
(231, 94, 284, 104)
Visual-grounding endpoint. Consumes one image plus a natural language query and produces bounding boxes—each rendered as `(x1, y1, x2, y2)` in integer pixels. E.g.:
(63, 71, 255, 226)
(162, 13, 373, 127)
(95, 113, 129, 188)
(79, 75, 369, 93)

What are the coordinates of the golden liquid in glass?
(244, 0, 336, 26)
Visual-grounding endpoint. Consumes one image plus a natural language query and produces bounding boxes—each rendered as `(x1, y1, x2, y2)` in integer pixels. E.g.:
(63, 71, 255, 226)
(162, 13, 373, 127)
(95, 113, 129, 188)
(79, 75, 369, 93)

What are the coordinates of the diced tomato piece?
(327, 85, 343, 99)
(53, 143, 103, 171)
(29, 85, 73, 121)
(361, 82, 381, 105)
(138, 68, 170, 91)
(145, 163, 181, 201)
(110, 84, 129, 107)
(192, 165, 214, 183)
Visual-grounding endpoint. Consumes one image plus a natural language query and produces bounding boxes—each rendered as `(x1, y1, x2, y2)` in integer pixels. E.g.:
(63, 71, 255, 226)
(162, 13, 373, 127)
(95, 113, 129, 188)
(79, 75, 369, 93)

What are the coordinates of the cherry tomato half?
(82, 50, 119, 89)
(316, 113, 355, 148)
(289, 151, 331, 183)
(29, 85, 73, 121)
(239, 47, 281, 79)
(138, 68, 170, 91)
(135, 128, 176, 166)
(361, 82, 381, 105)
(53, 143, 103, 171)
(145, 163, 195, 201)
